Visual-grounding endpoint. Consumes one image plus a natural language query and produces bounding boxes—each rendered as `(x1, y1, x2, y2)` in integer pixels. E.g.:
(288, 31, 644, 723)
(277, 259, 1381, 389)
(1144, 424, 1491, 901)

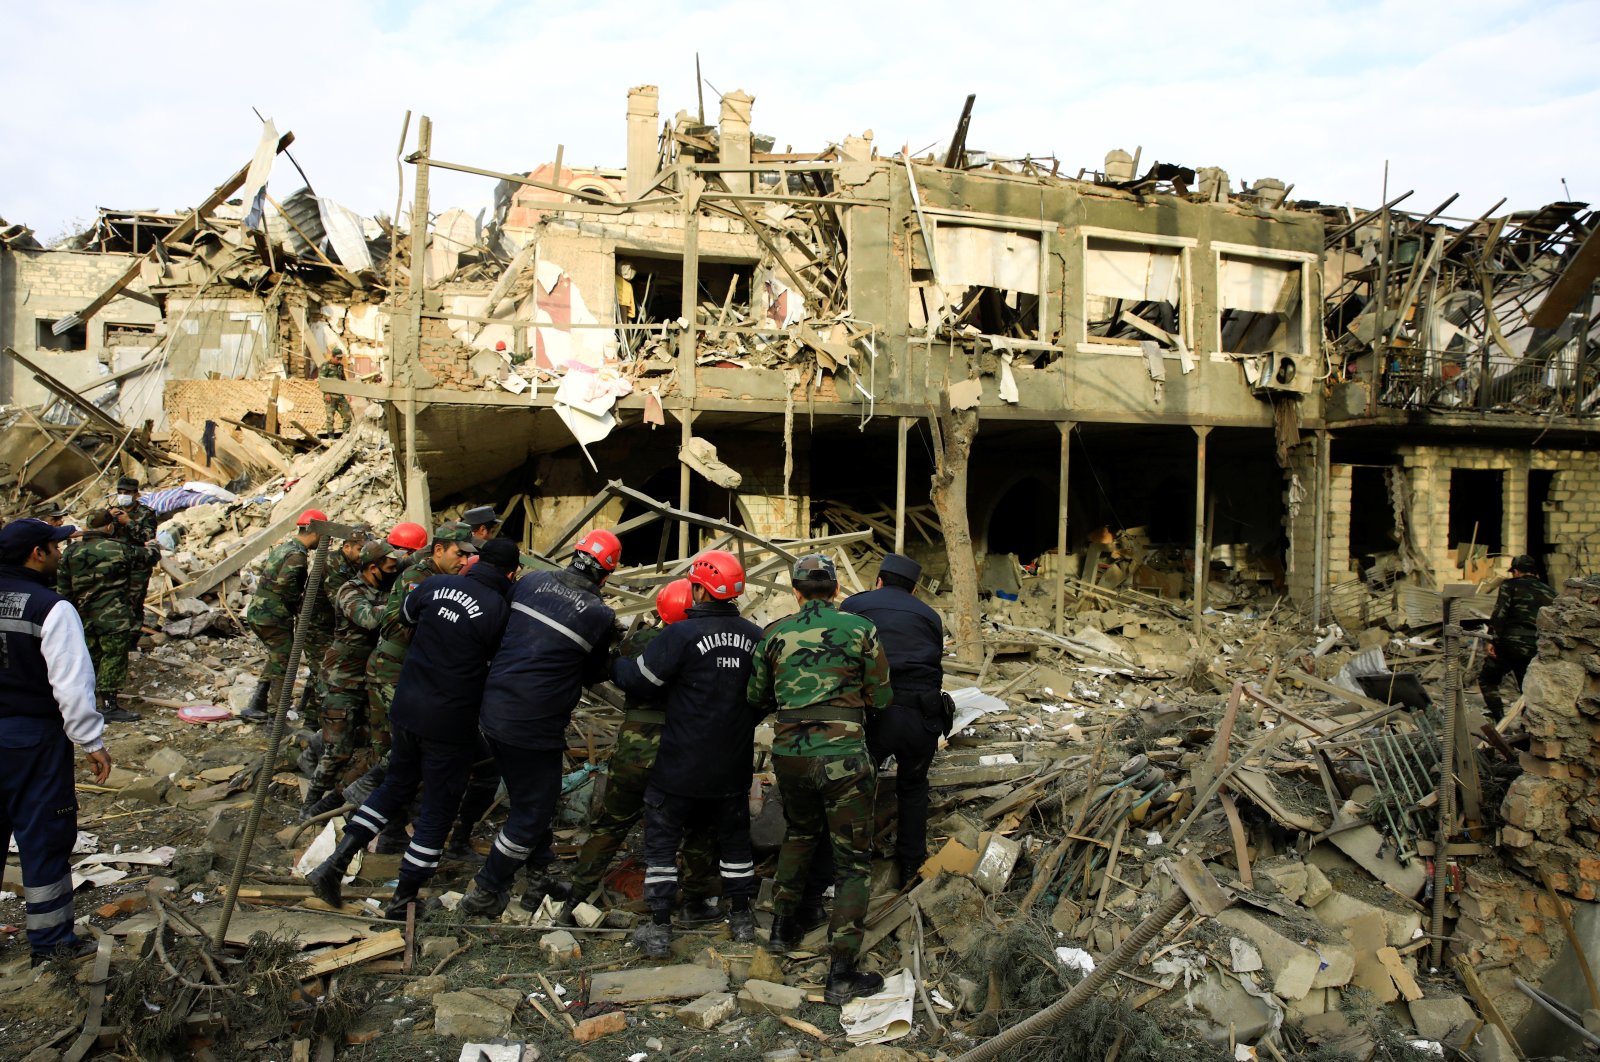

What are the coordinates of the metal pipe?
(954, 889, 1192, 1062)
(1430, 597, 1460, 969)
(1513, 978, 1600, 1049)
(214, 531, 332, 947)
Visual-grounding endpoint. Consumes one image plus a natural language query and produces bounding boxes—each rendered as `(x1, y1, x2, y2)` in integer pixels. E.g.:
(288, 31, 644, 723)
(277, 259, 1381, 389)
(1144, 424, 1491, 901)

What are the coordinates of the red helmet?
(688, 549, 745, 600)
(656, 578, 694, 624)
(388, 521, 428, 551)
(573, 528, 622, 572)
(297, 508, 327, 527)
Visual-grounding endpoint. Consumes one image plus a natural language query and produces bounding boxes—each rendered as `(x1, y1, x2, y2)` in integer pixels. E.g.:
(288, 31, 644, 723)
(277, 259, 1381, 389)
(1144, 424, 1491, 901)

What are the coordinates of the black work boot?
(444, 821, 484, 865)
(374, 818, 410, 854)
(240, 680, 271, 722)
(824, 955, 885, 1005)
(632, 919, 672, 959)
(306, 832, 368, 908)
(99, 692, 142, 723)
(678, 897, 722, 926)
(460, 882, 510, 919)
(795, 902, 829, 936)
(519, 869, 572, 912)
(728, 903, 756, 943)
(768, 911, 800, 952)
(383, 878, 422, 921)
(555, 895, 584, 927)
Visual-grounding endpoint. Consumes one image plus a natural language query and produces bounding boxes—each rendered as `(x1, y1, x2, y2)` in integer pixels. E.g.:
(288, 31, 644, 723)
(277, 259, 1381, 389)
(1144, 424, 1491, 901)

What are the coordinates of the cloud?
(2, 0, 1596, 240)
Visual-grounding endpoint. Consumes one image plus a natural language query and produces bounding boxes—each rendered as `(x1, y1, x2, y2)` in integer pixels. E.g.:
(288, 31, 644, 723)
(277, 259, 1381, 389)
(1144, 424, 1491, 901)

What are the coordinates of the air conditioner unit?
(1252, 351, 1314, 395)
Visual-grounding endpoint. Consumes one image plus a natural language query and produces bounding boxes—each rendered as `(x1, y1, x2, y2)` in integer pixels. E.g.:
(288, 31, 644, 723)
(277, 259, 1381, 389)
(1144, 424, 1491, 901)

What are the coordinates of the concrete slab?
(590, 964, 729, 1005)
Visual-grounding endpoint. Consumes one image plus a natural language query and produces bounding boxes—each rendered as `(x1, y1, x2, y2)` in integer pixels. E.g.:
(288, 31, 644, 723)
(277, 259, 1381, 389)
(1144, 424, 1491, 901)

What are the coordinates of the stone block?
(972, 834, 1022, 894)
(539, 930, 580, 965)
(122, 774, 170, 805)
(1257, 862, 1307, 903)
(1314, 890, 1422, 948)
(737, 979, 805, 1017)
(1216, 909, 1352, 998)
(572, 1009, 627, 1043)
(678, 991, 737, 1030)
(1303, 863, 1334, 907)
(1471, 1023, 1517, 1062)
(590, 964, 728, 1004)
(1184, 966, 1277, 1046)
(746, 946, 785, 985)
(144, 747, 188, 778)
(432, 988, 523, 1040)
(419, 936, 457, 963)
(1408, 996, 1478, 1042)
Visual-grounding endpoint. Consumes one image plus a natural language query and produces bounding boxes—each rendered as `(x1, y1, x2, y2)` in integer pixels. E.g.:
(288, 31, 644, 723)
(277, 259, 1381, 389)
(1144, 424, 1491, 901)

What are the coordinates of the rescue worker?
(299, 524, 372, 732)
(364, 522, 483, 855)
(749, 553, 890, 1006)
(615, 551, 764, 956)
(57, 508, 154, 723)
(556, 579, 720, 928)
(462, 506, 500, 543)
(320, 349, 353, 437)
(307, 538, 519, 919)
(461, 528, 622, 918)
(841, 553, 947, 885)
(1479, 554, 1557, 720)
(242, 509, 326, 722)
(114, 475, 159, 630)
(30, 503, 69, 527)
(0, 519, 113, 967)
(302, 539, 406, 818)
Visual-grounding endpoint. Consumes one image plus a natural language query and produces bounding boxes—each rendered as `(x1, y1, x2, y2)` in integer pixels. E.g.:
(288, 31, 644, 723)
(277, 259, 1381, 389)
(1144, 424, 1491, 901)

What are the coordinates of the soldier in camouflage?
(1479, 554, 1557, 720)
(113, 476, 159, 638)
(556, 579, 720, 927)
(302, 539, 407, 818)
(320, 350, 353, 437)
(748, 553, 891, 1006)
(298, 525, 371, 732)
(242, 510, 326, 722)
(56, 508, 157, 723)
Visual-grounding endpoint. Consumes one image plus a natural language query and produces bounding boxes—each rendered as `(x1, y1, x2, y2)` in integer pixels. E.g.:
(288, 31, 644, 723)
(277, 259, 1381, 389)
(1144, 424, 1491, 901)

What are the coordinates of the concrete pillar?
(626, 85, 660, 200)
(719, 90, 754, 194)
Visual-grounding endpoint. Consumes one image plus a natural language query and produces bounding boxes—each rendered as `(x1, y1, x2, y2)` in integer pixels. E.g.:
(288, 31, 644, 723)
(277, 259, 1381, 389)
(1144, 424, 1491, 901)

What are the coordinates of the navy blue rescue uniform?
(474, 567, 616, 894)
(342, 564, 511, 888)
(842, 584, 946, 878)
(615, 600, 763, 914)
(0, 564, 103, 957)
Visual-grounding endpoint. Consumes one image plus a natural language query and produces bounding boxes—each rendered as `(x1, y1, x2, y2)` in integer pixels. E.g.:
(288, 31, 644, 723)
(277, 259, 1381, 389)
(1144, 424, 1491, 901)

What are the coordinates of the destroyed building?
(1, 86, 1600, 1061)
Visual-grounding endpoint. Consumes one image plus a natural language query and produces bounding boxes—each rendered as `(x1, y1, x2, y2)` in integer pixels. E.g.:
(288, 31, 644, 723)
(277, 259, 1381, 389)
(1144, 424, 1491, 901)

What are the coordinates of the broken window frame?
(913, 209, 1053, 343)
(35, 316, 89, 352)
(1211, 242, 1317, 362)
(1077, 227, 1195, 358)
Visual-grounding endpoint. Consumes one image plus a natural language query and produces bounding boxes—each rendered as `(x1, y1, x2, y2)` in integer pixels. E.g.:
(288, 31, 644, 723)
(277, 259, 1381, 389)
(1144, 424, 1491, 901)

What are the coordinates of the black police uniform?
(841, 558, 945, 879)
(337, 563, 511, 899)
(473, 566, 616, 898)
(614, 600, 763, 917)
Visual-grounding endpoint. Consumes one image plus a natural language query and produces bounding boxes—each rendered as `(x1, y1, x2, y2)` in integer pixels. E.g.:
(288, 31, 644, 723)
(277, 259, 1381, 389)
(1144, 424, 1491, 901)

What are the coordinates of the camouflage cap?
(86, 508, 116, 528)
(792, 553, 838, 585)
(432, 521, 479, 554)
(30, 502, 68, 519)
(359, 540, 410, 566)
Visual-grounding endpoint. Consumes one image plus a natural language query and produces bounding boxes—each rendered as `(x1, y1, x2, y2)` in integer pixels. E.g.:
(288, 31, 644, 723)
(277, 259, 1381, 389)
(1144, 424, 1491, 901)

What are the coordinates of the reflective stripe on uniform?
(0, 618, 45, 638)
(403, 851, 440, 870)
(511, 602, 594, 652)
(351, 807, 389, 834)
(24, 875, 72, 906)
(494, 832, 531, 859)
(25, 904, 74, 930)
(719, 861, 755, 879)
(636, 658, 666, 687)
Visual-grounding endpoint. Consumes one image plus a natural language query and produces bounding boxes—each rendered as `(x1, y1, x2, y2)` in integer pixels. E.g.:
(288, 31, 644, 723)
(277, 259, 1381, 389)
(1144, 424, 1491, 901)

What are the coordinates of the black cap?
(116, 476, 139, 493)
(463, 505, 500, 528)
(1510, 554, 1538, 574)
(0, 518, 76, 555)
(878, 553, 921, 583)
(478, 537, 521, 571)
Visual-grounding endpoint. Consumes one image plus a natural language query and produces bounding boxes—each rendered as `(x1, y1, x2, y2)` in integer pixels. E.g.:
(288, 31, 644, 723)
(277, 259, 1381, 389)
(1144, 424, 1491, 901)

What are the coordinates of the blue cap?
(0, 518, 76, 555)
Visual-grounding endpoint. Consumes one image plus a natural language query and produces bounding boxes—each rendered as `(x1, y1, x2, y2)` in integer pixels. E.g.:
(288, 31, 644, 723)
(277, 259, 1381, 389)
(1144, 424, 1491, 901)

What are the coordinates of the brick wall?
(1328, 462, 1354, 577)
(1396, 445, 1600, 585)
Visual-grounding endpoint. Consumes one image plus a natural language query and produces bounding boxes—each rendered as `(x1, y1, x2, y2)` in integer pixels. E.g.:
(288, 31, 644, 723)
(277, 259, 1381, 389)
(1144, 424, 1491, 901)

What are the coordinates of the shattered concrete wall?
(0, 246, 161, 406)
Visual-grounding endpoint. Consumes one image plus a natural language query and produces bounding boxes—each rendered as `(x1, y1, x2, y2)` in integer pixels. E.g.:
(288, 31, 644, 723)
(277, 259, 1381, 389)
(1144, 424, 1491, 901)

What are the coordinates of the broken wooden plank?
(303, 929, 405, 977)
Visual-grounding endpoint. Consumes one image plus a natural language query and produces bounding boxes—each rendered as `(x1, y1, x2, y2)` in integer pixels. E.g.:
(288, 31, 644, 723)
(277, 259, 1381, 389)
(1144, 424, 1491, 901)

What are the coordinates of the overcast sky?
(4, 0, 1597, 242)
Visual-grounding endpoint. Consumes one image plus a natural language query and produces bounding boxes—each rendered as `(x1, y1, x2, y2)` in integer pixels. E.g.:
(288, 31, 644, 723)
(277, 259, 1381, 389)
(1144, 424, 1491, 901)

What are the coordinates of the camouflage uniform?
(747, 600, 891, 960)
(57, 531, 155, 694)
(311, 575, 387, 794)
(569, 624, 719, 902)
(1479, 573, 1557, 718)
(117, 500, 160, 621)
(320, 359, 352, 434)
(302, 547, 361, 729)
(245, 536, 310, 690)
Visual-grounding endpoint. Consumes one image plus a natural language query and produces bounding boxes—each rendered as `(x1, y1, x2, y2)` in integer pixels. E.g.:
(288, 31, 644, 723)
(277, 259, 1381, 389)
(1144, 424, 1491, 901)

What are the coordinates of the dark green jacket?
(748, 600, 891, 758)
(245, 537, 310, 630)
(58, 531, 153, 633)
(1491, 574, 1556, 655)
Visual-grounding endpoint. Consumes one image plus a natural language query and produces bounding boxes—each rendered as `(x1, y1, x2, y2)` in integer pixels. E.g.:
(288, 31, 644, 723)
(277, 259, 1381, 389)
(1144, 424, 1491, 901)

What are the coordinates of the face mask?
(377, 569, 400, 591)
